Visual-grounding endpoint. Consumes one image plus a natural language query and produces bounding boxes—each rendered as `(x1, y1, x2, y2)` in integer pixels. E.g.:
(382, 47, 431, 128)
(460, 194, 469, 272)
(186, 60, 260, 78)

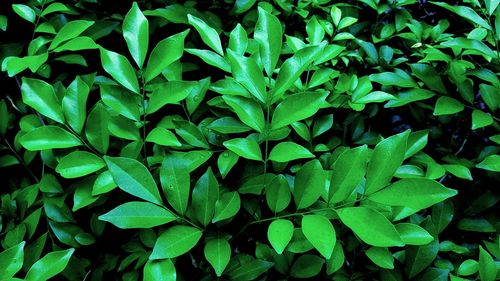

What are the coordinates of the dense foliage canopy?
(0, 0, 499, 280)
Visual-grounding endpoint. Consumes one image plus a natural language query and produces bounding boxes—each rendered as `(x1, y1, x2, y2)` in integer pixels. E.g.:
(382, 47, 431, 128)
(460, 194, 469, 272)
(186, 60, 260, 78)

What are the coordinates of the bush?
(0, 0, 499, 280)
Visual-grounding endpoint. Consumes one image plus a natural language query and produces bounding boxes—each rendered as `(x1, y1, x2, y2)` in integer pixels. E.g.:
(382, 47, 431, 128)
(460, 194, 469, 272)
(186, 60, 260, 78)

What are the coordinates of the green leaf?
(98, 201, 176, 229)
(433, 96, 464, 115)
(272, 45, 324, 101)
(405, 238, 439, 278)
(336, 207, 404, 247)
(476, 154, 500, 172)
(457, 259, 479, 276)
(365, 247, 394, 269)
(430, 1, 491, 30)
(62, 76, 90, 133)
(471, 109, 493, 129)
(100, 84, 141, 122)
(223, 137, 263, 161)
(290, 254, 325, 278)
(160, 157, 190, 215)
(0, 241, 25, 279)
(254, 7, 282, 76)
(187, 14, 223, 56)
(213, 191, 241, 223)
(25, 248, 74, 281)
(268, 219, 294, 254)
(104, 156, 162, 205)
(123, 2, 148, 68)
(369, 178, 457, 211)
(191, 168, 219, 226)
(227, 259, 274, 280)
(21, 77, 64, 123)
(227, 50, 267, 103)
(302, 215, 336, 259)
(56, 151, 105, 178)
(12, 4, 35, 23)
(99, 48, 139, 94)
(204, 238, 231, 277)
(271, 91, 328, 130)
(443, 164, 473, 180)
(2, 54, 48, 77)
(144, 30, 188, 82)
(222, 95, 266, 133)
(186, 48, 231, 72)
(268, 142, 314, 162)
(20, 126, 82, 151)
(147, 81, 197, 114)
(151, 225, 202, 259)
(395, 223, 434, 245)
(294, 160, 326, 209)
(266, 175, 291, 213)
(365, 130, 409, 194)
(229, 23, 248, 55)
(330, 145, 368, 203)
(485, 0, 500, 15)
(217, 151, 239, 179)
(85, 103, 110, 154)
(479, 246, 496, 281)
(146, 127, 181, 147)
(143, 259, 176, 281)
(49, 20, 94, 50)
(369, 70, 418, 88)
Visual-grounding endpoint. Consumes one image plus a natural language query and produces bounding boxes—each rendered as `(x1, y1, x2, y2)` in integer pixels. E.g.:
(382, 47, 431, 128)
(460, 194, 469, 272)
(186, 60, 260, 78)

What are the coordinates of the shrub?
(0, 0, 499, 280)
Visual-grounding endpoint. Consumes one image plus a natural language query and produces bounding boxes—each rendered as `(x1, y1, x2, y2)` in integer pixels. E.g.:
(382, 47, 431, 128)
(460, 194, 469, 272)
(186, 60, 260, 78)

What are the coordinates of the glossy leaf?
(302, 215, 336, 259)
(123, 2, 149, 68)
(99, 201, 176, 229)
(268, 219, 294, 254)
(151, 225, 203, 259)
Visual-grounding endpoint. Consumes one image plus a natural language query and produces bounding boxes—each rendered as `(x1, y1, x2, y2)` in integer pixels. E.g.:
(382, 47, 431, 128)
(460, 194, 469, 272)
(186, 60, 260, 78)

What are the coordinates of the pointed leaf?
(268, 219, 294, 254)
(20, 126, 82, 151)
(21, 77, 64, 123)
(151, 225, 202, 259)
(99, 201, 176, 229)
(302, 215, 336, 259)
(123, 2, 148, 68)
(204, 238, 231, 277)
(99, 48, 139, 94)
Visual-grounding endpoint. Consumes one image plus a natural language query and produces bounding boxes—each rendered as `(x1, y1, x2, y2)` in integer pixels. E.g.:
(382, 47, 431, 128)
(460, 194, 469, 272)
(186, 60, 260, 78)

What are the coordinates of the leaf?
(227, 259, 274, 280)
(217, 151, 239, 179)
(430, 2, 491, 30)
(20, 126, 82, 151)
(369, 178, 457, 211)
(62, 76, 90, 133)
(268, 142, 314, 162)
(266, 175, 291, 213)
(293, 160, 326, 209)
(290, 254, 325, 278)
(104, 156, 162, 204)
(21, 77, 64, 123)
(229, 23, 248, 55)
(485, 0, 500, 15)
(476, 155, 500, 172)
(330, 145, 368, 203)
(49, 20, 94, 50)
(160, 157, 190, 215)
(99, 48, 139, 94)
(144, 30, 188, 82)
(147, 81, 197, 114)
(146, 127, 181, 147)
(457, 259, 479, 276)
(369, 70, 418, 88)
(302, 215, 336, 259)
(0, 242, 25, 279)
(365, 130, 409, 194)
(272, 45, 324, 101)
(186, 48, 231, 72)
(25, 248, 74, 281)
(395, 223, 434, 245)
(433, 96, 464, 115)
(223, 137, 262, 161)
(405, 238, 439, 278)
(222, 95, 266, 133)
(191, 168, 219, 226)
(204, 238, 231, 277)
(187, 14, 223, 55)
(336, 207, 404, 247)
(100, 84, 141, 122)
(12, 4, 35, 23)
(271, 91, 328, 130)
(471, 109, 493, 129)
(213, 191, 241, 223)
(365, 247, 394, 269)
(479, 246, 496, 281)
(150, 225, 202, 259)
(98, 201, 176, 229)
(55, 151, 105, 178)
(123, 2, 148, 68)
(85, 103, 110, 154)
(143, 259, 176, 281)
(254, 7, 282, 76)
(267, 219, 294, 254)
(226, 50, 267, 103)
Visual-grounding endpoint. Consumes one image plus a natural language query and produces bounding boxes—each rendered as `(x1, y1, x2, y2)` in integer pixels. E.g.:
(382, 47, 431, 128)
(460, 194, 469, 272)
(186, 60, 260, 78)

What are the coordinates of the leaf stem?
(140, 76, 149, 168)
(3, 139, 39, 182)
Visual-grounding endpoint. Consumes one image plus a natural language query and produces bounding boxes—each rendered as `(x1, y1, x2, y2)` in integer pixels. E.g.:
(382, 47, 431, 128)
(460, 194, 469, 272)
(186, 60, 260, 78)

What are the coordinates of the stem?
(31, 0, 47, 42)
(64, 125, 102, 156)
(140, 76, 149, 168)
(4, 139, 39, 182)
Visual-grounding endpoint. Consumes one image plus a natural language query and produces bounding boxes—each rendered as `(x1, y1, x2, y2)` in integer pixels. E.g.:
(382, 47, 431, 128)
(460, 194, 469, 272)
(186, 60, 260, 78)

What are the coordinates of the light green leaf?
(204, 238, 231, 277)
(227, 50, 267, 103)
(62, 76, 90, 133)
(268, 142, 314, 162)
(12, 4, 35, 23)
(369, 70, 418, 88)
(217, 150, 239, 179)
(365, 247, 394, 269)
(20, 126, 82, 151)
(99, 48, 139, 94)
(160, 156, 190, 215)
(187, 14, 223, 55)
(104, 156, 162, 205)
(395, 223, 434, 245)
(0, 242, 25, 279)
(146, 127, 181, 147)
(290, 254, 325, 278)
(186, 48, 231, 73)
(433, 96, 464, 115)
(151, 225, 203, 259)
(443, 164, 473, 180)
(21, 77, 64, 123)
(271, 91, 328, 130)
(268, 219, 294, 255)
(85, 103, 110, 154)
(365, 130, 409, 194)
(294, 160, 326, 209)
(330, 145, 368, 203)
(98, 201, 176, 229)
(213, 191, 241, 223)
(147, 81, 197, 114)
(302, 215, 336, 259)
(25, 248, 75, 281)
(144, 30, 188, 82)
(457, 259, 479, 276)
(254, 7, 282, 76)
(123, 2, 148, 68)
(223, 95, 265, 132)
(223, 137, 262, 161)
(143, 259, 176, 281)
(49, 20, 94, 50)
(471, 109, 493, 129)
(265, 175, 291, 213)
(337, 207, 404, 247)
(56, 151, 104, 178)
(430, 2, 491, 30)
(191, 168, 219, 226)
(479, 246, 497, 281)
(229, 23, 248, 55)
(476, 154, 500, 172)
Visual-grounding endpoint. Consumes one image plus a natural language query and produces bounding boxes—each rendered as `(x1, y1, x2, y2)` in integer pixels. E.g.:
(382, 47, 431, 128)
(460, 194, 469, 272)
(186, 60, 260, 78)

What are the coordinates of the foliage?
(0, 0, 500, 280)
